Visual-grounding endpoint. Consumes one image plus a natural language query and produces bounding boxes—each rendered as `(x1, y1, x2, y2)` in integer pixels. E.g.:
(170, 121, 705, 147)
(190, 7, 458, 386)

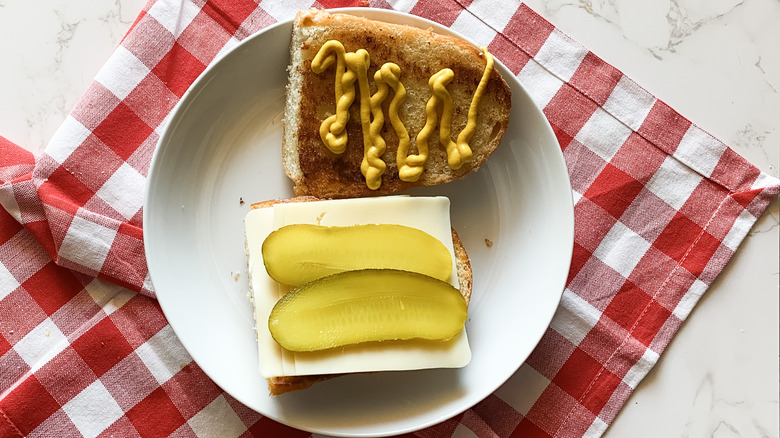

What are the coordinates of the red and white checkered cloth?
(1, 0, 778, 436)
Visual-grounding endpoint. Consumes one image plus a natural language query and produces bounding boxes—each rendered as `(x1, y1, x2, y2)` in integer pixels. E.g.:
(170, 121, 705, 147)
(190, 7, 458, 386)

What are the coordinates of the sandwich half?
(245, 196, 473, 395)
(283, 9, 511, 198)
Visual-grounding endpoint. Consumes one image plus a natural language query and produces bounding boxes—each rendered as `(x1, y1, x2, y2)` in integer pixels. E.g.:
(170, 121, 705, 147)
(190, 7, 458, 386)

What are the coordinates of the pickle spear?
(262, 223, 452, 286)
(268, 269, 467, 352)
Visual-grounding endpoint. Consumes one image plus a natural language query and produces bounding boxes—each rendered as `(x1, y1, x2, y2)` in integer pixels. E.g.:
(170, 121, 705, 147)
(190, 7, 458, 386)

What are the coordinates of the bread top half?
(283, 9, 512, 199)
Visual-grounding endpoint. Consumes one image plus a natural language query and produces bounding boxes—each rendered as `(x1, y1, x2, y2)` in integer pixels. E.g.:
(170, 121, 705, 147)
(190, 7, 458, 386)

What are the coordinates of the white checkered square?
(584, 416, 609, 437)
(452, 424, 479, 438)
(63, 381, 124, 438)
(574, 107, 633, 162)
(622, 347, 659, 389)
(517, 59, 564, 110)
(751, 172, 780, 191)
(59, 214, 118, 270)
(94, 46, 151, 100)
(674, 126, 726, 178)
(187, 395, 247, 438)
(261, 0, 311, 21)
(593, 221, 652, 278)
(495, 363, 551, 415)
(644, 156, 703, 211)
(147, 0, 200, 37)
(550, 288, 602, 345)
(45, 116, 93, 165)
(603, 75, 656, 131)
(0, 185, 23, 223)
(534, 29, 589, 82)
(721, 208, 754, 252)
(96, 162, 146, 220)
(673, 279, 707, 320)
(13, 319, 68, 368)
(467, 0, 519, 31)
(136, 325, 192, 385)
(450, 10, 498, 47)
(0, 261, 20, 300)
(84, 278, 133, 314)
(389, 0, 418, 13)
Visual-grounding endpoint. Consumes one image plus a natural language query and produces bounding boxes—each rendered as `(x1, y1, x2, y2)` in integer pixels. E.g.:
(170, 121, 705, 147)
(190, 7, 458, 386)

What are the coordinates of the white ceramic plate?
(145, 8, 573, 437)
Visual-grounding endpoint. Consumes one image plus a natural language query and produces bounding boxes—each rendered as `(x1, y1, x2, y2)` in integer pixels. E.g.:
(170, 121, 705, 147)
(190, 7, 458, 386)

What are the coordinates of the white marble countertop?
(0, 0, 777, 436)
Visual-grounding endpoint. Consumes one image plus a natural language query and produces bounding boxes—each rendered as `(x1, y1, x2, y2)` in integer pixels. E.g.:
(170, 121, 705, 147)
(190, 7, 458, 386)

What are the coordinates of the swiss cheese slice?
(245, 196, 471, 378)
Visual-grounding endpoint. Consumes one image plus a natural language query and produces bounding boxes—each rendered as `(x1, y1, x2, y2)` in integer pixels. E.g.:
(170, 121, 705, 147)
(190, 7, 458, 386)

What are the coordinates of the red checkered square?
(246, 416, 312, 438)
(610, 132, 666, 185)
(22, 262, 83, 316)
(410, 0, 465, 27)
(652, 212, 705, 263)
(102, 354, 160, 410)
(99, 228, 148, 291)
(637, 100, 691, 156)
(544, 84, 600, 138)
(501, 4, 555, 58)
(510, 417, 550, 438)
(470, 394, 524, 437)
(564, 140, 608, 196)
(0, 349, 28, 392)
(522, 383, 577, 435)
(551, 123, 575, 152)
(678, 180, 729, 230)
(125, 387, 187, 436)
(122, 11, 176, 69)
(711, 147, 763, 193)
(576, 317, 628, 364)
(618, 188, 677, 243)
(178, 10, 234, 66)
(698, 243, 734, 285)
(572, 198, 617, 254)
(569, 52, 622, 106)
(680, 228, 723, 278)
(567, 256, 629, 311)
(488, 33, 532, 75)
(35, 346, 97, 405)
(583, 163, 644, 220)
(163, 363, 222, 419)
(526, 328, 577, 381)
(92, 102, 155, 161)
(123, 74, 178, 129)
(109, 295, 168, 349)
(0, 207, 23, 245)
(70, 316, 135, 377)
(0, 332, 11, 357)
(59, 135, 124, 193)
(624, 244, 680, 296)
(601, 280, 672, 347)
(41, 167, 95, 209)
(70, 82, 122, 131)
(151, 41, 207, 98)
(98, 416, 142, 438)
(202, 0, 259, 35)
(566, 242, 592, 286)
(0, 375, 61, 435)
(0, 289, 47, 343)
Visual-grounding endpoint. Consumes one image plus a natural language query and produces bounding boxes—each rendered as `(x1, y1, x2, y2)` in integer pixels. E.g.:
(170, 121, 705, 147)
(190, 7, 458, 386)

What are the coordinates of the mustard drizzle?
(312, 41, 494, 189)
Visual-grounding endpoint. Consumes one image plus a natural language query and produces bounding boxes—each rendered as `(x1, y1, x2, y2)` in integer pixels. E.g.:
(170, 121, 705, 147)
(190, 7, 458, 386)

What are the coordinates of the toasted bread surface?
(247, 196, 472, 395)
(284, 9, 511, 198)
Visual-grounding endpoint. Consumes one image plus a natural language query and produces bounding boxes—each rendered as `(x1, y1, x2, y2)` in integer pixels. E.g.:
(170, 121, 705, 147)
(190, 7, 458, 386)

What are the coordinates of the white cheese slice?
(245, 196, 471, 378)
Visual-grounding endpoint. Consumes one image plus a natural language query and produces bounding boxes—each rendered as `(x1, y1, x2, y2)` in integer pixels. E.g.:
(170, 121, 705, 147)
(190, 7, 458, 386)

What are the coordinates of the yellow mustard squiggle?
(312, 41, 356, 155)
(404, 46, 494, 174)
(456, 47, 494, 160)
(347, 50, 387, 190)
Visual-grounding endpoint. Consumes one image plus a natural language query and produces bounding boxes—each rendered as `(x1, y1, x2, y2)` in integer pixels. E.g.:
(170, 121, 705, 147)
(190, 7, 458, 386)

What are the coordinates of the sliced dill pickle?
(262, 224, 452, 286)
(268, 269, 467, 352)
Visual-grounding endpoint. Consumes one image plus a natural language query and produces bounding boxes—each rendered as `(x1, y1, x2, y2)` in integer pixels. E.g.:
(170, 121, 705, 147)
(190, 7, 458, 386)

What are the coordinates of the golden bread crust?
(284, 9, 511, 198)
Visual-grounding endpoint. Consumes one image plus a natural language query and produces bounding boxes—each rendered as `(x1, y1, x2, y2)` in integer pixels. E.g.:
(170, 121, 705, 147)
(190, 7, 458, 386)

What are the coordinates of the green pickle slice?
(262, 223, 453, 286)
(268, 269, 467, 352)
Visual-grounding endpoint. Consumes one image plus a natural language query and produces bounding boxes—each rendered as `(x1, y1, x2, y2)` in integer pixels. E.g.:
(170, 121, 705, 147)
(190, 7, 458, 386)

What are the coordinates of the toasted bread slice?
(246, 197, 472, 395)
(283, 9, 511, 199)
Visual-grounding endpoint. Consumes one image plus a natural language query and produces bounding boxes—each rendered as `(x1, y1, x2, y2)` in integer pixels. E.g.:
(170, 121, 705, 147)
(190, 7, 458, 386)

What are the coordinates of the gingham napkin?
(1, 0, 778, 437)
